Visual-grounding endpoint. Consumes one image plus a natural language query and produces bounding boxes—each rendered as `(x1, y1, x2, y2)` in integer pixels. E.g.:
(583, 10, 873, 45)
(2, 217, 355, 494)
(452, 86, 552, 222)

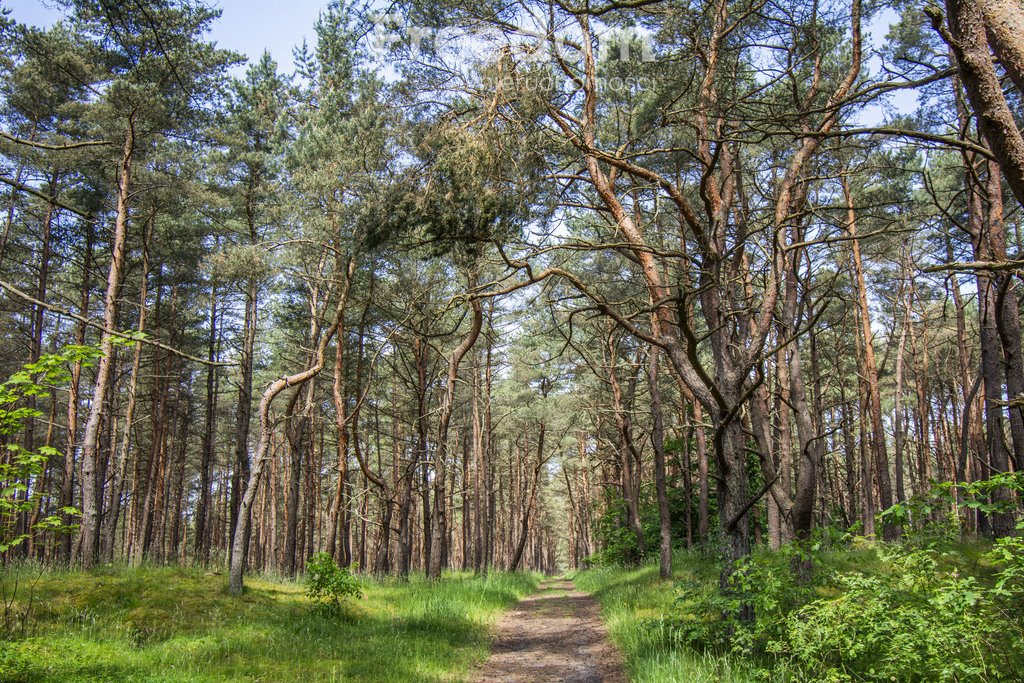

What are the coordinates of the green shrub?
(1, 346, 104, 639)
(781, 548, 1008, 682)
(304, 552, 362, 615)
(880, 472, 1024, 548)
(590, 480, 698, 567)
(667, 546, 811, 656)
(590, 492, 646, 567)
(628, 541, 1024, 681)
(991, 521, 1024, 597)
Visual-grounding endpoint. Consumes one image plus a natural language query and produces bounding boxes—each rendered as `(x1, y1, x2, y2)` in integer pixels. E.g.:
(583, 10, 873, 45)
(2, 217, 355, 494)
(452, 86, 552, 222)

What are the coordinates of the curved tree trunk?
(228, 262, 348, 594)
(930, 0, 1024, 207)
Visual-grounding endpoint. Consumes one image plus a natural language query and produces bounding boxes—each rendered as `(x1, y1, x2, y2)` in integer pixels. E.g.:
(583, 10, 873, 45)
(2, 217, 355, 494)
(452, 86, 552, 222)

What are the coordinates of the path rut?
(471, 579, 628, 683)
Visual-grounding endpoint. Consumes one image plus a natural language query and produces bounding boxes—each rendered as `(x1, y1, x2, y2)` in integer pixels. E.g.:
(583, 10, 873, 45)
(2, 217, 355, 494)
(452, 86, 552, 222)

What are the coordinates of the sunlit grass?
(573, 555, 762, 683)
(0, 564, 538, 682)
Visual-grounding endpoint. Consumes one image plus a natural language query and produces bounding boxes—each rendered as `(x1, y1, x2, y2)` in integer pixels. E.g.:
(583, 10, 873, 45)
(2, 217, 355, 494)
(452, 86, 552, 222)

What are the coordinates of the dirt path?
(471, 579, 628, 683)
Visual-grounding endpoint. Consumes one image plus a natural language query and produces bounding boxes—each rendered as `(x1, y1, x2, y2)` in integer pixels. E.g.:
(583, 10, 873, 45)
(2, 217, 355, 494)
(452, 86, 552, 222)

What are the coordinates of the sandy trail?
(471, 579, 628, 683)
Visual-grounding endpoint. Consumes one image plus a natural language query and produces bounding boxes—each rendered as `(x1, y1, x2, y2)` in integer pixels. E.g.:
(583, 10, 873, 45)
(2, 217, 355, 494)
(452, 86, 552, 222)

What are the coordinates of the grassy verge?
(574, 541, 1019, 683)
(0, 564, 538, 682)
(574, 554, 758, 682)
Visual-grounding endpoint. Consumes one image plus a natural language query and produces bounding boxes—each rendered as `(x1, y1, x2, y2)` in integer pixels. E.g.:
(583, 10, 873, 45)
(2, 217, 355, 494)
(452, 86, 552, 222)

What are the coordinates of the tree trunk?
(893, 265, 910, 505)
(607, 336, 645, 559)
(62, 220, 94, 564)
(509, 437, 545, 571)
(229, 273, 259, 565)
(987, 163, 1024, 469)
(325, 313, 350, 562)
(195, 270, 219, 563)
(427, 291, 483, 579)
(282, 385, 307, 577)
(228, 279, 343, 594)
(931, 0, 1024, 208)
(978, 0, 1024, 93)
(844, 176, 894, 537)
(78, 116, 135, 568)
(101, 215, 152, 562)
(649, 347, 672, 579)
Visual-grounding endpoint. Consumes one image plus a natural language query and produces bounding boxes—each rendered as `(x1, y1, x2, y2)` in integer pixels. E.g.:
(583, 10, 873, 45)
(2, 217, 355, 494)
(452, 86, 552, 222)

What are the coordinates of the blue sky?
(7, 0, 913, 122)
(7, 0, 330, 71)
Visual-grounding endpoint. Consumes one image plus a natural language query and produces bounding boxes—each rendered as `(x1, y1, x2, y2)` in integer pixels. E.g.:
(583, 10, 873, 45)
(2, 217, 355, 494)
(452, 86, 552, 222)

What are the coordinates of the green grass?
(573, 554, 760, 683)
(0, 564, 538, 682)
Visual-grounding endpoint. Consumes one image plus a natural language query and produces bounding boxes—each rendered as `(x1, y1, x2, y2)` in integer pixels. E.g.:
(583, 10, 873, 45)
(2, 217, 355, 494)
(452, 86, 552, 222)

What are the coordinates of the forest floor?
(0, 564, 538, 682)
(471, 579, 627, 683)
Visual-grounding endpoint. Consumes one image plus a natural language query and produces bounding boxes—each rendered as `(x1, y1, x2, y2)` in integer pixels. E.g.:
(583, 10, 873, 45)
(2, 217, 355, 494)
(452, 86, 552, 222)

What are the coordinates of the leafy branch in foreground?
(879, 472, 1024, 540)
(1, 344, 114, 638)
(0, 343, 123, 554)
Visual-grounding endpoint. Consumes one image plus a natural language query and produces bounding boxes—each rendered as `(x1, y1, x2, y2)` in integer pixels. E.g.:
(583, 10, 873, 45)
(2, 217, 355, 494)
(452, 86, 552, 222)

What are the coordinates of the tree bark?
(195, 267, 219, 563)
(509, 433, 546, 571)
(844, 176, 895, 537)
(648, 347, 672, 578)
(228, 265, 345, 594)
(427, 291, 483, 579)
(930, 0, 1024, 208)
(101, 214, 152, 562)
(325, 275, 351, 562)
(606, 336, 646, 559)
(229, 269, 259, 564)
(978, 0, 1024, 96)
(78, 116, 135, 568)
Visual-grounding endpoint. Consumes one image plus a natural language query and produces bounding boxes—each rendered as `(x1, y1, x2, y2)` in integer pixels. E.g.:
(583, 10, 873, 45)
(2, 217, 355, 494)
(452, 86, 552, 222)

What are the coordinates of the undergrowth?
(575, 539, 1024, 682)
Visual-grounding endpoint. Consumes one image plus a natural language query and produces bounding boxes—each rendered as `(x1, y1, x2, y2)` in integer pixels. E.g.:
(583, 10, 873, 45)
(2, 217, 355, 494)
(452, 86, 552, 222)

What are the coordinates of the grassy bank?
(0, 564, 538, 682)
(574, 542, 1023, 682)
(574, 554, 757, 682)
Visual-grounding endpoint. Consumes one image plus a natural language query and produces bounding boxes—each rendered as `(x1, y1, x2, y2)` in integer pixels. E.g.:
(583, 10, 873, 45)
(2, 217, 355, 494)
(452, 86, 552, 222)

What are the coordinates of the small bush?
(666, 546, 810, 655)
(304, 553, 361, 615)
(590, 482, 697, 567)
(782, 548, 1008, 681)
(619, 541, 1024, 681)
(991, 521, 1024, 597)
